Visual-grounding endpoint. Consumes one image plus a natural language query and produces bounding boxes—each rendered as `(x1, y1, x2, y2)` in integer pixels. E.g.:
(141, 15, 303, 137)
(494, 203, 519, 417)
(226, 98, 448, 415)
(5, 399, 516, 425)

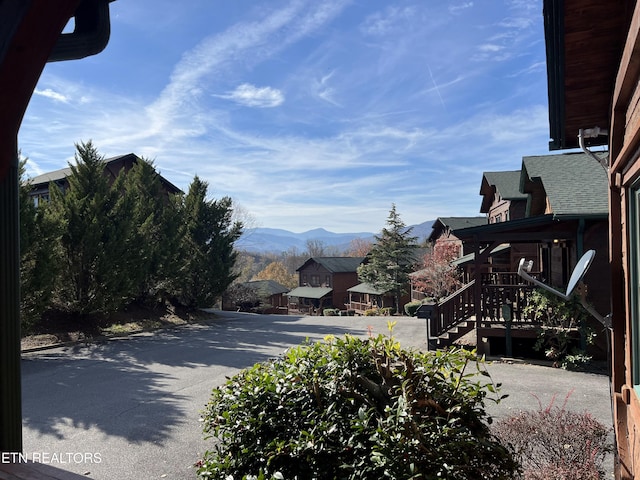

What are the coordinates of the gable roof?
(28, 153, 182, 194)
(428, 217, 487, 243)
(520, 152, 608, 217)
(244, 279, 289, 296)
(347, 282, 387, 295)
(480, 170, 527, 213)
(29, 153, 133, 184)
(297, 257, 365, 273)
(286, 286, 333, 299)
(434, 217, 488, 231)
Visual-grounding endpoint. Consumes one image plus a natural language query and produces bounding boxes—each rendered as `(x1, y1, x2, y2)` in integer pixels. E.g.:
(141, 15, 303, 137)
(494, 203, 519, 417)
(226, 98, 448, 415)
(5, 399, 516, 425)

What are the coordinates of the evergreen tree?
(120, 158, 182, 303)
(19, 158, 60, 330)
(47, 141, 137, 315)
(175, 176, 243, 307)
(357, 204, 418, 313)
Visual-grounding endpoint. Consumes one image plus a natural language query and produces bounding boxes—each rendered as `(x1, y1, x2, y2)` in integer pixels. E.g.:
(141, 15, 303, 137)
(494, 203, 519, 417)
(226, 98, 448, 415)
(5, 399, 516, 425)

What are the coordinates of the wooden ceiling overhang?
(453, 213, 605, 247)
(545, 0, 631, 150)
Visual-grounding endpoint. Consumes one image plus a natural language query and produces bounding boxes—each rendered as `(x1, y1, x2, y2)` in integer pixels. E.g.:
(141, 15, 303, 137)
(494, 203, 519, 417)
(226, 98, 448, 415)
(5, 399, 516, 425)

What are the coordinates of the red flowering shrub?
(492, 393, 612, 479)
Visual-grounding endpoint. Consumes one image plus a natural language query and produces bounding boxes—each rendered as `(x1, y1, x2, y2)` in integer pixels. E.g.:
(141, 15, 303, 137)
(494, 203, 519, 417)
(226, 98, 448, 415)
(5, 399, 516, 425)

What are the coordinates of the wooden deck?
(0, 461, 89, 480)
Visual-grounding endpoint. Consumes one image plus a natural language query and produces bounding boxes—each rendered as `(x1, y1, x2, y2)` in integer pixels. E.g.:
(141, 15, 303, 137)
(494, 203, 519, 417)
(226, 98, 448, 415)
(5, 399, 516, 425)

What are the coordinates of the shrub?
(492, 393, 612, 479)
(379, 306, 394, 316)
(404, 300, 423, 317)
(322, 308, 339, 316)
(523, 288, 594, 369)
(363, 308, 379, 316)
(197, 331, 519, 479)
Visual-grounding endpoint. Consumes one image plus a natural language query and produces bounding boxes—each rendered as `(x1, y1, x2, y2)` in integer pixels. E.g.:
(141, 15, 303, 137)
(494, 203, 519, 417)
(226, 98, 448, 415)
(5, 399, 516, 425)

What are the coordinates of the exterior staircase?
(417, 280, 476, 348)
(417, 274, 538, 349)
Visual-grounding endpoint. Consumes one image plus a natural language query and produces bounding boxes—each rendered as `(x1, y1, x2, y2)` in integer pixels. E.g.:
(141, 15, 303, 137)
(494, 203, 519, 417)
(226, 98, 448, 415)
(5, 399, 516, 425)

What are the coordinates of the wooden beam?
(0, 0, 82, 453)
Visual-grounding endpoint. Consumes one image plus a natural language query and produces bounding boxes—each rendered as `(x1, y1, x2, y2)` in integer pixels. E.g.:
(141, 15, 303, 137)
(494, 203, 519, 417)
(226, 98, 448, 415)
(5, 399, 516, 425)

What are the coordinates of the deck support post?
(0, 143, 21, 452)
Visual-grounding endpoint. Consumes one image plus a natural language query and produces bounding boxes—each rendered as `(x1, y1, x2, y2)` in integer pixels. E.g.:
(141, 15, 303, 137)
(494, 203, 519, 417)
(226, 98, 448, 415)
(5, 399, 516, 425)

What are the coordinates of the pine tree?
(19, 158, 60, 330)
(47, 141, 137, 315)
(357, 204, 418, 313)
(120, 158, 182, 304)
(175, 176, 243, 307)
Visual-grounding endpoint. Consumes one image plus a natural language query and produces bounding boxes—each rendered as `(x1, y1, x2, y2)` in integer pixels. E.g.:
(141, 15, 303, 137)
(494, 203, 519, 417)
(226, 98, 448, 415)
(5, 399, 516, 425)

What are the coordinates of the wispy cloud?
(19, 0, 550, 233)
(216, 84, 285, 108)
(449, 2, 474, 15)
(360, 5, 419, 36)
(312, 70, 341, 106)
(34, 88, 69, 103)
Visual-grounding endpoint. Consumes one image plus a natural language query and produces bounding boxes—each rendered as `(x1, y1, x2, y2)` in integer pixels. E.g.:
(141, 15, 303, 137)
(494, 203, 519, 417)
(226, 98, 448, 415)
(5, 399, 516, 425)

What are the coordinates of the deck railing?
(428, 280, 475, 337)
(427, 272, 541, 338)
(348, 301, 373, 313)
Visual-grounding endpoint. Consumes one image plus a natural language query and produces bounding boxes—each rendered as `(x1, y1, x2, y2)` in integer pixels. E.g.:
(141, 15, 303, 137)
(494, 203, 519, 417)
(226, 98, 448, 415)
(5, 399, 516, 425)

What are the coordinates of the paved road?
(20, 311, 614, 479)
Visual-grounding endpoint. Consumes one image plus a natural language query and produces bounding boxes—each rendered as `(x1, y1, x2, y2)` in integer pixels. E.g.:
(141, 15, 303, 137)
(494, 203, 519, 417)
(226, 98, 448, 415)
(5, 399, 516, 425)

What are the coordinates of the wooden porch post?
(0, 141, 21, 452)
(0, 0, 83, 452)
(473, 239, 500, 356)
(472, 239, 483, 354)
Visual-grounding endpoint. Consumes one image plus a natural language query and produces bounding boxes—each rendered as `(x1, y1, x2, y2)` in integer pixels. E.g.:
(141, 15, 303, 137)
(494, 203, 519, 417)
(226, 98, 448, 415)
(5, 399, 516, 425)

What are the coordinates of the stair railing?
(429, 280, 476, 337)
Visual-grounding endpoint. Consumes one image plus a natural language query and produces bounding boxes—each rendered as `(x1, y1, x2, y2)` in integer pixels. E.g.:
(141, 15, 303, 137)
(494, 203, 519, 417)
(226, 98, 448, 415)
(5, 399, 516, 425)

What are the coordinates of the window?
(32, 193, 50, 207)
(630, 181, 640, 392)
(310, 275, 320, 286)
(325, 275, 331, 287)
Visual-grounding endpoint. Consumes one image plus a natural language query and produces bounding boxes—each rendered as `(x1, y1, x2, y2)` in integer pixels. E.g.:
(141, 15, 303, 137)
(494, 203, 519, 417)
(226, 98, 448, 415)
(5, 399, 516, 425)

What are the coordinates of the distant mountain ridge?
(236, 221, 436, 254)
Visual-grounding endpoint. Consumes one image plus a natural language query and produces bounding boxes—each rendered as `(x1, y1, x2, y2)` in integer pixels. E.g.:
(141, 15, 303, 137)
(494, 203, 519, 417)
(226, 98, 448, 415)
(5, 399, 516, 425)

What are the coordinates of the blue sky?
(20, 0, 551, 233)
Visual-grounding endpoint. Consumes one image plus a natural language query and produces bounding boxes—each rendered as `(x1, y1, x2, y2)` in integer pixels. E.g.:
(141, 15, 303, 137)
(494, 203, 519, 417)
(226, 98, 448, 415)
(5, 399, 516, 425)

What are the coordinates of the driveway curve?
(20, 311, 614, 479)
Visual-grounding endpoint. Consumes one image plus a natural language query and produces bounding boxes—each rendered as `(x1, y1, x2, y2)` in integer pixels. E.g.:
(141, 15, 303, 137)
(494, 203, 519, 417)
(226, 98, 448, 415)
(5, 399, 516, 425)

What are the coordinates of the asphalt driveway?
(20, 311, 615, 479)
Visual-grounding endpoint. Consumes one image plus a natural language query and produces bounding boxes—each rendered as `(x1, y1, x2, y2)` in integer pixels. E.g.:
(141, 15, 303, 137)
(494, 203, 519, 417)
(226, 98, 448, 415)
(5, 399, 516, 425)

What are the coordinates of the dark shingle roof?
(521, 152, 608, 216)
(297, 257, 365, 273)
(286, 286, 333, 298)
(28, 153, 182, 194)
(482, 171, 528, 200)
(434, 217, 488, 231)
(428, 217, 488, 242)
(347, 282, 387, 295)
(245, 280, 289, 296)
(29, 154, 133, 185)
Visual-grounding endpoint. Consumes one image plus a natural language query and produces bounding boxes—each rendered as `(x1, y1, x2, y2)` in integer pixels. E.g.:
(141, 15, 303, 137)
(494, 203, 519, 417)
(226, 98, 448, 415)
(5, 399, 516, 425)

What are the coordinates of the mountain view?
(236, 220, 436, 253)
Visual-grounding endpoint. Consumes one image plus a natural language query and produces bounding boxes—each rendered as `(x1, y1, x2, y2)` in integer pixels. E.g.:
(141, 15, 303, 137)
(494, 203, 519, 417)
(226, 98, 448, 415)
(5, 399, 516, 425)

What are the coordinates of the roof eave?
(544, 0, 566, 150)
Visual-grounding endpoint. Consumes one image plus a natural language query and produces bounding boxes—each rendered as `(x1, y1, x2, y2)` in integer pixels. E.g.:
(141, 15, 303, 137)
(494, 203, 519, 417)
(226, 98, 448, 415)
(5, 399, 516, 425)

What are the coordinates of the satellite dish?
(517, 249, 596, 301)
(517, 249, 610, 328)
(565, 249, 596, 297)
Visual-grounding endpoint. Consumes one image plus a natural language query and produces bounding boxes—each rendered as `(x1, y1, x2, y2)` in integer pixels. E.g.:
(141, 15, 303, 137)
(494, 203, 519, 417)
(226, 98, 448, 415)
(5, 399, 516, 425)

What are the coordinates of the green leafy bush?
(363, 308, 379, 316)
(523, 288, 594, 369)
(379, 306, 394, 316)
(492, 393, 612, 479)
(197, 330, 519, 479)
(404, 300, 423, 317)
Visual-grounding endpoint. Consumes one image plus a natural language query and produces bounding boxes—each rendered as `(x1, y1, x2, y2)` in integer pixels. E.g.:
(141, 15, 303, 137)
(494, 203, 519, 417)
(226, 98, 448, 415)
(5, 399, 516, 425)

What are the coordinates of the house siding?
(543, 1, 636, 476)
(295, 257, 364, 312)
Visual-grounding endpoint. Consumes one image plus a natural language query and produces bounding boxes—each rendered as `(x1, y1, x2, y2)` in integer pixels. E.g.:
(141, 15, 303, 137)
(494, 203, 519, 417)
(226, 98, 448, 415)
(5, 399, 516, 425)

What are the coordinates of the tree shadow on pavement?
(21, 311, 419, 446)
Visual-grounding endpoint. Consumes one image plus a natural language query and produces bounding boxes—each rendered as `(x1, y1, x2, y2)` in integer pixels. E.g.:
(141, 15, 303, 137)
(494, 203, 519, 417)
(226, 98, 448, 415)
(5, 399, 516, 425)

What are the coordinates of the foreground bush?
(492, 393, 612, 479)
(197, 329, 519, 479)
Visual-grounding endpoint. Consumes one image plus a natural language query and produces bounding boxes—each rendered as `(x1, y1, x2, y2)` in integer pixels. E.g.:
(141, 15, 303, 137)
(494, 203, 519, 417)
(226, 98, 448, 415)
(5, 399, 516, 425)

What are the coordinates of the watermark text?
(1, 451, 102, 464)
